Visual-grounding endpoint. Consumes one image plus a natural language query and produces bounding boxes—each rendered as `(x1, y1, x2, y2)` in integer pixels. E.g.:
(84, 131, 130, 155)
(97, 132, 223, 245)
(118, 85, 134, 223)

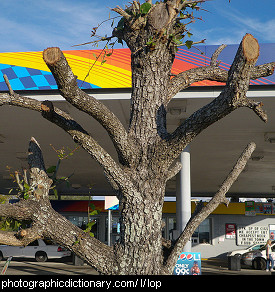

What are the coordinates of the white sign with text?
(237, 225, 269, 246)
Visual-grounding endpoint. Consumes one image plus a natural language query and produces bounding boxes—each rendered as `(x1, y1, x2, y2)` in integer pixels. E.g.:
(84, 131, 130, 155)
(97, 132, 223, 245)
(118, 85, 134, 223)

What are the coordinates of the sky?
(0, 0, 274, 53)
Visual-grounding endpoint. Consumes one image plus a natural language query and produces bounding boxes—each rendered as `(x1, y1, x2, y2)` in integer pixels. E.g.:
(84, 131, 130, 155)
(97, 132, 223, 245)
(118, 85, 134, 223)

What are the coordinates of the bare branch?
(28, 137, 116, 274)
(0, 137, 116, 274)
(175, 39, 206, 47)
(167, 58, 275, 104)
(0, 224, 43, 247)
(14, 171, 24, 192)
(162, 34, 266, 163)
(168, 63, 275, 103)
(28, 137, 53, 200)
(210, 44, 227, 66)
(246, 100, 267, 122)
(112, 6, 131, 20)
(3, 74, 15, 96)
(42, 47, 138, 167)
(40, 101, 135, 193)
(23, 169, 29, 185)
(164, 142, 256, 274)
(0, 199, 36, 221)
(166, 162, 182, 181)
(0, 230, 38, 246)
(0, 88, 132, 193)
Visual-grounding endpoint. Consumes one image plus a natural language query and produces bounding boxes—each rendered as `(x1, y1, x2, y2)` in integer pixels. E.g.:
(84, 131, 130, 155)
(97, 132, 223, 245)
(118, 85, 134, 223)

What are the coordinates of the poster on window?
(269, 225, 275, 240)
(225, 223, 236, 239)
(263, 203, 272, 214)
(245, 201, 256, 216)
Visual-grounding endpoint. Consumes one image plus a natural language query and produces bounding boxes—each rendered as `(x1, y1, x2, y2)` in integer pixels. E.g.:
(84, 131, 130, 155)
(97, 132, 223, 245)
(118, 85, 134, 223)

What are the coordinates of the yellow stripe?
(0, 51, 132, 88)
(64, 53, 132, 88)
(162, 202, 246, 215)
(0, 51, 49, 72)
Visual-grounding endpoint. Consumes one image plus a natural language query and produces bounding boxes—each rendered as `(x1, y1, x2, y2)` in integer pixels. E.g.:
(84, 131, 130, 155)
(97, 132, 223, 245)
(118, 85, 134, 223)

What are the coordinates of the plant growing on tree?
(0, 0, 274, 274)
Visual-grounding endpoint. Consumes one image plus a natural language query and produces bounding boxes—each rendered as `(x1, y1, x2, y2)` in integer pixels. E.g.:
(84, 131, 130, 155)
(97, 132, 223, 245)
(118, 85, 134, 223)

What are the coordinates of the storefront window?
(192, 219, 211, 244)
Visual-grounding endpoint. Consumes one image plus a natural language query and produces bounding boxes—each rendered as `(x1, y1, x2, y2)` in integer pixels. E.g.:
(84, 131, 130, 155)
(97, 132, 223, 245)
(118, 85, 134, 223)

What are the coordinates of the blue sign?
(108, 204, 119, 210)
(173, 252, 201, 275)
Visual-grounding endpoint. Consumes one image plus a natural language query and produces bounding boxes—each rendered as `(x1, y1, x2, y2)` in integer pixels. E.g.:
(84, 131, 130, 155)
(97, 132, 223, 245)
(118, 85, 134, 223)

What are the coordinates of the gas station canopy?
(0, 44, 275, 199)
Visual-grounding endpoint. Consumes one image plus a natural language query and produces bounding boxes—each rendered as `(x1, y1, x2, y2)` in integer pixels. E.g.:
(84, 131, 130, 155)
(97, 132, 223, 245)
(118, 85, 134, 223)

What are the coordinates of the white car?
(0, 239, 71, 262)
(242, 242, 275, 270)
(227, 243, 265, 257)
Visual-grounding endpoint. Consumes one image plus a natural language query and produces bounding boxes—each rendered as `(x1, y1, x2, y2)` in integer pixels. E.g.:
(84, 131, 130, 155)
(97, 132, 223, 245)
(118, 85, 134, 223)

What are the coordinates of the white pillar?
(107, 209, 112, 246)
(176, 145, 192, 252)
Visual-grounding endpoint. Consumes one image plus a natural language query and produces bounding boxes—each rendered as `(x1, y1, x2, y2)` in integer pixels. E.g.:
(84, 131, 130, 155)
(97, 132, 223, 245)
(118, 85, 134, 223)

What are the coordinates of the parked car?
(0, 239, 71, 262)
(227, 243, 265, 257)
(241, 241, 275, 270)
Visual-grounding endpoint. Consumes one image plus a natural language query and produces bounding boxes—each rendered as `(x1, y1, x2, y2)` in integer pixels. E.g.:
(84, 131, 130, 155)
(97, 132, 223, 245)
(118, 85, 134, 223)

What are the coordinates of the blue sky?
(0, 0, 274, 52)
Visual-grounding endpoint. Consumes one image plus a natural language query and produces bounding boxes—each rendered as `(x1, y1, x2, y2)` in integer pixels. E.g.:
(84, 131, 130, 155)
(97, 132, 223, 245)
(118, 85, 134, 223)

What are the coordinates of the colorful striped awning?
(0, 43, 274, 91)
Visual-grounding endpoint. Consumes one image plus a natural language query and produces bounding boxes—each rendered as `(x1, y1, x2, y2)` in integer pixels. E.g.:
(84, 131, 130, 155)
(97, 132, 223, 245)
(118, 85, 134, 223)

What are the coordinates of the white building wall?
(192, 214, 275, 259)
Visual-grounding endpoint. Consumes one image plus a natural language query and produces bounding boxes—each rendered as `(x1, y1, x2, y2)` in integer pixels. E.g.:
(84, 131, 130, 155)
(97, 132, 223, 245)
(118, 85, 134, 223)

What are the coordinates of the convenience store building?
(50, 199, 275, 259)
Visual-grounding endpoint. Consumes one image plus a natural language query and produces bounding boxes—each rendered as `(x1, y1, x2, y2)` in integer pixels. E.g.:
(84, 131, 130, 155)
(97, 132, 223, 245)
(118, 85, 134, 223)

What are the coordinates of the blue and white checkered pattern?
(0, 64, 95, 91)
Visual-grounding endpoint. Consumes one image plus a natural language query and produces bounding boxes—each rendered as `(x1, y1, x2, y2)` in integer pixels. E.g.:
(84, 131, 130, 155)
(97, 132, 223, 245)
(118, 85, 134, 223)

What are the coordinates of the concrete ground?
(0, 257, 99, 276)
(0, 257, 273, 276)
(201, 258, 272, 275)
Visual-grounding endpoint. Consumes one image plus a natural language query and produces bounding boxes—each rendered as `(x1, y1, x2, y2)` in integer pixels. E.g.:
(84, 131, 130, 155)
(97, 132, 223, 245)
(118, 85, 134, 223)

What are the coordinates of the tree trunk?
(129, 43, 173, 144)
(115, 184, 165, 274)
(111, 42, 175, 274)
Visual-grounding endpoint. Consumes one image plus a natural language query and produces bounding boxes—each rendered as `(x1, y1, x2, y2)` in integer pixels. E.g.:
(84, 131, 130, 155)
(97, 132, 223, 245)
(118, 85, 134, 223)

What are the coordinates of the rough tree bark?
(0, 0, 274, 275)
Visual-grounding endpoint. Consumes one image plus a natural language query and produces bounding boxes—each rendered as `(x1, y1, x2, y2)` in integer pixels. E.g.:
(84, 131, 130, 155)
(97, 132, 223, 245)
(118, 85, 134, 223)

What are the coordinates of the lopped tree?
(0, 0, 274, 275)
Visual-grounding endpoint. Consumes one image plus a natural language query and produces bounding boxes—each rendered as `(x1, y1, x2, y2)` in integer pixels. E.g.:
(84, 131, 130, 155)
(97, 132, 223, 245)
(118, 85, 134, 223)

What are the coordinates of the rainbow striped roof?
(0, 44, 274, 91)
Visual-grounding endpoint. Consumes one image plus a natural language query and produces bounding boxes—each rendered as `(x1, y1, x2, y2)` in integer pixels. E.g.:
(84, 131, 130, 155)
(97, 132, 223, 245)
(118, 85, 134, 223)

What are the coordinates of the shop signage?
(255, 202, 273, 215)
(225, 223, 236, 239)
(104, 196, 119, 210)
(237, 225, 269, 246)
(245, 201, 275, 216)
(173, 252, 201, 275)
(269, 224, 275, 240)
(245, 201, 256, 216)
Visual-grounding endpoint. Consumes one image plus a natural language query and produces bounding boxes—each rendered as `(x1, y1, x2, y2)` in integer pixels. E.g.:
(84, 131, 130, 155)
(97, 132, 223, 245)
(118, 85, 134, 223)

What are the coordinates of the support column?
(176, 145, 192, 252)
(107, 209, 112, 246)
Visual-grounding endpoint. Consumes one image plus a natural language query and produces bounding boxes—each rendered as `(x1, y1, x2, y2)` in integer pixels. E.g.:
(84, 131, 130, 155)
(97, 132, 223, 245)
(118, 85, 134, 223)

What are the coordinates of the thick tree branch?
(0, 200, 44, 246)
(163, 141, 256, 274)
(28, 137, 116, 274)
(162, 34, 267, 163)
(0, 200, 35, 221)
(40, 101, 135, 195)
(0, 229, 39, 247)
(0, 137, 116, 274)
(166, 161, 182, 181)
(43, 47, 138, 167)
(0, 89, 132, 193)
(27, 137, 116, 274)
(28, 137, 53, 200)
(0, 224, 43, 247)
